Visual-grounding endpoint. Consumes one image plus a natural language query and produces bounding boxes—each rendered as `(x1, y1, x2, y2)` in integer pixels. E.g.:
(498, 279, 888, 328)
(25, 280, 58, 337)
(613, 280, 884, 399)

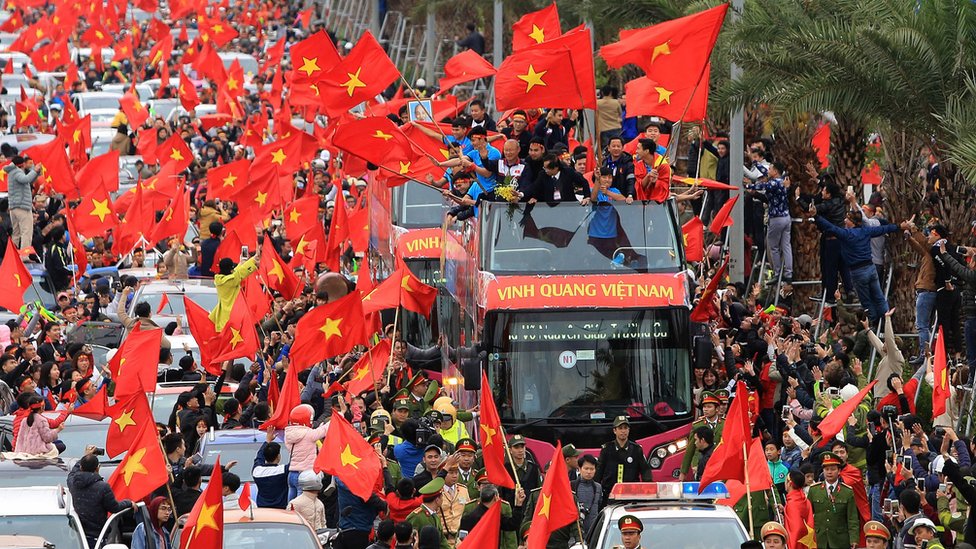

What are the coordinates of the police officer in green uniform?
(679, 392, 725, 481)
(391, 396, 413, 434)
(406, 477, 451, 549)
(595, 416, 652, 501)
(715, 389, 730, 417)
(500, 435, 541, 506)
(455, 438, 480, 496)
(807, 452, 859, 549)
(521, 486, 575, 548)
(617, 514, 645, 549)
(460, 470, 523, 549)
(400, 372, 441, 418)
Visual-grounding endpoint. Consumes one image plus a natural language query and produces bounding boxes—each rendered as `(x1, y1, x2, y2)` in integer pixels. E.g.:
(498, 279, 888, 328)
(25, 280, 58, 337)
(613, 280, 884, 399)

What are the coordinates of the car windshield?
(599, 517, 746, 549)
(144, 291, 219, 315)
(222, 56, 258, 77)
(202, 438, 290, 482)
(223, 523, 318, 549)
(393, 182, 446, 228)
(80, 95, 122, 111)
(57, 422, 110, 458)
(0, 515, 86, 549)
(481, 201, 682, 274)
(487, 309, 691, 421)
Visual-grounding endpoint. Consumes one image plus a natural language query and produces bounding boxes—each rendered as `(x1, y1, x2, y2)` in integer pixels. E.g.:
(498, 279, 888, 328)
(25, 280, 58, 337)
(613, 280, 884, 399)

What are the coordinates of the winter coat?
(284, 422, 329, 472)
(67, 461, 133, 540)
(14, 412, 58, 454)
(4, 163, 38, 211)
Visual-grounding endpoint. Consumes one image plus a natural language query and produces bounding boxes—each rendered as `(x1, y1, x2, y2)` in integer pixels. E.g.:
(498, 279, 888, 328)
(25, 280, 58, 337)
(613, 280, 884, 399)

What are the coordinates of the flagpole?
(498, 424, 523, 493)
(743, 441, 754, 539)
(365, 344, 382, 404)
(155, 430, 179, 516)
(769, 485, 782, 524)
(385, 306, 400, 388)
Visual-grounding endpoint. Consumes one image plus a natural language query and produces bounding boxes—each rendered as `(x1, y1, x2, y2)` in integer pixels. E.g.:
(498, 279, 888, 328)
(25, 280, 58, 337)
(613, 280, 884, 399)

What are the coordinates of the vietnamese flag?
(437, 50, 497, 93)
(156, 293, 171, 315)
(238, 481, 252, 512)
(119, 92, 149, 128)
(136, 127, 158, 164)
(193, 42, 227, 83)
(59, 114, 91, 168)
(149, 184, 190, 242)
(784, 488, 816, 549)
(72, 385, 108, 420)
(624, 64, 710, 122)
(361, 266, 437, 318)
(479, 371, 515, 489)
(690, 256, 727, 323)
(105, 391, 153, 458)
(715, 437, 773, 507)
(818, 380, 877, 442)
(178, 71, 200, 113)
(184, 297, 220, 376)
(697, 380, 751, 492)
(494, 46, 581, 112)
(458, 500, 502, 549)
(109, 327, 164, 397)
(708, 194, 739, 235)
(158, 133, 193, 172)
(681, 216, 704, 262)
(812, 123, 830, 168)
(0, 239, 33, 312)
(241, 276, 271, 321)
(289, 30, 340, 83)
(317, 30, 400, 116)
(344, 339, 392, 397)
(206, 158, 249, 200)
(289, 292, 369, 368)
(25, 135, 76, 197)
(115, 183, 154, 256)
(283, 195, 321, 241)
(108, 422, 169, 502)
(259, 240, 301, 300)
(526, 441, 579, 549)
(600, 3, 728, 78)
(210, 295, 259, 364)
(513, 3, 561, 50)
(15, 87, 39, 128)
(332, 116, 412, 168)
(314, 413, 380, 500)
(64, 214, 87, 284)
(179, 455, 224, 549)
(933, 327, 950, 417)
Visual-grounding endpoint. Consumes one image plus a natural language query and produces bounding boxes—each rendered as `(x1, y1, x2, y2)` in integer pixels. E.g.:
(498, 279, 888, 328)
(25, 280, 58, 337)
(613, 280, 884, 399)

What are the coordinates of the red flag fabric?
(708, 194, 739, 235)
(238, 481, 251, 512)
(289, 293, 369, 368)
(72, 385, 109, 420)
(512, 3, 561, 51)
(840, 464, 871, 537)
(73, 148, 119, 197)
(179, 455, 223, 549)
(149, 185, 189, 242)
(259, 240, 301, 299)
(784, 488, 816, 549)
(314, 414, 382, 501)
(818, 380, 878, 442)
(105, 391, 153, 458)
(933, 327, 950, 417)
(107, 422, 168, 502)
(697, 380, 750, 491)
(682, 216, 704, 262)
(495, 47, 582, 112)
(332, 117, 412, 168)
(623, 64, 710, 121)
(437, 50, 497, 93)
(674, 176, 738, 191)
(283, 195, 321, 240)
(206, 158, 249, 200)
(458, 500, 502, 549)
(184, 297, 219, 375)
(119, 92, 149, 128)
(108, 328, 163, 397)
(157, 133, 193, 172)
(210, 295, 260, 363)
(267, 368, 281, 413)
(361, 266, 438, 317)
(0, 239, 33, 312)
(25, 136, 75, 196)
(343, 340, 392, 397)
(690, 256, 727, 323)
(317, 31, 400, 116)
(289, 30, 340, 83)
(525, 441, 579, 549)
(479, 371, 515, 489)
(715, 437, 773, 507)
(179, 71, 200, 113)
(259, 364, 300, 430)
(812, 123, 830, 168)
(600, 4, 728, 77)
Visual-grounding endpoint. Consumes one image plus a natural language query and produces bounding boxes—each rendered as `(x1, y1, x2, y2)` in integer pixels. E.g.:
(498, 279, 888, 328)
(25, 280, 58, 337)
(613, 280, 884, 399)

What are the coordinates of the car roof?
(73, 92, 122, 98)
(137, 279, 216, 291)
(604, 502, 743, 521)
(203, 428, 278, 444)
(0, 485, 70, 516)
(0, 534, 54, 549)
(224, 508, 308, 525)
(154, 381, 236, 394)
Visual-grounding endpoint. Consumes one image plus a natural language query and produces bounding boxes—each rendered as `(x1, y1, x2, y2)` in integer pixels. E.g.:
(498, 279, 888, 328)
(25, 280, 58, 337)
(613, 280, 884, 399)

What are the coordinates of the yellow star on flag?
(310, 83, 320, 97)
(221, 173, 237, 188)
(398, 161, 410, 175)
(372, 130, 393, 141)
(193, 502, 220, 536)
(90, 199, 112, 222)
(73, 129, 82, 143)
(400, 275, 413, 293)
(14, 273, 22, 287)
(352, 366, 370, 381)
(114, 409, 137, 433)
(254, 191, 268, 206)
(340, 444, 362, 468)
(340, 67, 367, 97)
(288, 209, 302, 223)
(212, 23, 224, 34)
(480, 423, 496, 444)
(537, 493, 552, 518)
(19, 109, 30, 123)
(228, 327, 244, 349)
(528, 24, 546, 44)
(320, 318, 343, 340)
(227, 77, 239, 90)
(270, 148, 286, 165)
(267, 260, 285, 283)
(120, 447, 148, 485)
(299, 56, 320, 77)
(295, 236, 309, 255)
(170, 148, 184, 162)
(651, 41, 671, 63)
(655, 86, 674, 104)
(517, 65, 548, 93)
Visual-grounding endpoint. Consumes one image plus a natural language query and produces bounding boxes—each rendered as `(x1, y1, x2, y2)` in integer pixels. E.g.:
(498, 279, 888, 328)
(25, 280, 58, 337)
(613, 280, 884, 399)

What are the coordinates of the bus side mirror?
(462, 351, 486, 390)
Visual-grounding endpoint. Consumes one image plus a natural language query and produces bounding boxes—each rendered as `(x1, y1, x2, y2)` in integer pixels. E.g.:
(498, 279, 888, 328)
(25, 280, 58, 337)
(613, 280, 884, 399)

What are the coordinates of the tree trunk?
(831, 115, 867, 192)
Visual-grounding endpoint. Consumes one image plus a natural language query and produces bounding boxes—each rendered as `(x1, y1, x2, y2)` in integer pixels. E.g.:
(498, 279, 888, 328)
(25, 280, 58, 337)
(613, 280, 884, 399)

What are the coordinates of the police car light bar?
(608, 482, 730, 501)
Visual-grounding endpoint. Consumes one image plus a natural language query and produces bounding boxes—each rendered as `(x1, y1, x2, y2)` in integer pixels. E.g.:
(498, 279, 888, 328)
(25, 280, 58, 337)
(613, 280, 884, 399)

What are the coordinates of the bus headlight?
(655, 448, 668, 459)
(648, 436, 691, 469)
(648, 456, 662, 468)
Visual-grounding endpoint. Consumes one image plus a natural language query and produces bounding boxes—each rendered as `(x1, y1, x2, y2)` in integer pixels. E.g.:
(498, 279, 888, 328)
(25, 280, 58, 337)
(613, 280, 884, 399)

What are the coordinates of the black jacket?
(525, 166, 586, 203)
(460, 501, 524, 536)
(67, 463, 133, 541)
(937, 251, 976, 318)
(198, 237, 221, 276)
(815, 197, 848, 228)
(45, 241, 72, 292)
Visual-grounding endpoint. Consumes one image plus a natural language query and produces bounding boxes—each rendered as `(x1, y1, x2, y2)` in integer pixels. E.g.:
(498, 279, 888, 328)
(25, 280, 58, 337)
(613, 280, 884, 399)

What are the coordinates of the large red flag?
(317, 31, 400, 116)
(361, 266, 437, 317)
(25, 136, 76, 196)
(343, 339, 392, 397)
(289, 293, 369, 368)
(107, 327, 163, 397)
(812, 124, 831, 169)
(818, 380, 877, 441)
(179, 456, 223, 549)
(715, 437, 773, 506)
(512, 3, 561, 51)
(709, 194, 739, 235)
(105, 391, 153, 458)
(0, 239, 32, 312)
(210, 295, 259, 364)
(623, 64, 710, 121)
(437, 50, 497, 93)
(259, 240, 301, 300)
(697, 380, 750, 491)
(184, 297, 219, 375)
(314, 414, 382, 501)
(681, 216, 704, 262)
(458, 500, 502, 549)
(784, 488, 816, 549)
(107, 422, 168, 502)
(72, 385, 108, 420)
(289, 30, 341, 83)
(479, 371, 515, 489)
(495, 47, 582, 112)
(933, 327, 950, 417)
(259, 364, 300, 430)
(119, 92, 149, 128)
(690, 256, 727, 323)
(525, 441, 579, 549)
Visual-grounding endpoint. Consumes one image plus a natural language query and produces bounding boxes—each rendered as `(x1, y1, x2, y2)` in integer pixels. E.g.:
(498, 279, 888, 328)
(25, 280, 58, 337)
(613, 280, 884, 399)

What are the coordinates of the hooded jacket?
(4, 163, 39, 211)
(67, 461, 133, 540)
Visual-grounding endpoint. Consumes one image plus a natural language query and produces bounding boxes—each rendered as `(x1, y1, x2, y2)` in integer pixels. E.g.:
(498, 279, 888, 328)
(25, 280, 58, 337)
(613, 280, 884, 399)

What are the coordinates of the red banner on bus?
(396, 227, 443, 258)
(483, 274, 686, 310)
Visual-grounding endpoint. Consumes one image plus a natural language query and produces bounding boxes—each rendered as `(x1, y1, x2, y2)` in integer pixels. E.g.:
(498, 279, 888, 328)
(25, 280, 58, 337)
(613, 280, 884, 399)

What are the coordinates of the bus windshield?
(486, 309, 691, 422)
(480, 201, 682, 275)
(394, 182, 447, 228)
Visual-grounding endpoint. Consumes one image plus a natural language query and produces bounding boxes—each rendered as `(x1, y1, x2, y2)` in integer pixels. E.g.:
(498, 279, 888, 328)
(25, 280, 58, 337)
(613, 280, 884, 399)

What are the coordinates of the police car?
(572, 482, 750, 549)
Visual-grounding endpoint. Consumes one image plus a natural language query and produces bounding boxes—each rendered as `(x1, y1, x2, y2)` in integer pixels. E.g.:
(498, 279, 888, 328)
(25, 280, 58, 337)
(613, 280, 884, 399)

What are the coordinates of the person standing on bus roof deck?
(595, 416, 652, 501)
(679, 391, 724, 481)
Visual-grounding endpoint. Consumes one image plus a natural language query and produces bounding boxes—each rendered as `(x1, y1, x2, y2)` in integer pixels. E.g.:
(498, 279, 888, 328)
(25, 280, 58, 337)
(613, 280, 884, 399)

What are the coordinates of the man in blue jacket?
(252, 428, 289, 508)
(812, 207, 909, 324)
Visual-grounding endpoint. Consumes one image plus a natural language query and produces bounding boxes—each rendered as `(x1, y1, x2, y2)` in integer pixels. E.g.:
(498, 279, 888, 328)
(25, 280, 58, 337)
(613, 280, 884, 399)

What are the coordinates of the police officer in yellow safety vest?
(595, 416, 652, 501)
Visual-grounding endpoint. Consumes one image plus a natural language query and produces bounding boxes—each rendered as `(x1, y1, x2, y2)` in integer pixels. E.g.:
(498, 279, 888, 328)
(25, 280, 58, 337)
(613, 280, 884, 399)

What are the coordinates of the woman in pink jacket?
(284, 404, 329, 499)
(16, 395, 64, 455)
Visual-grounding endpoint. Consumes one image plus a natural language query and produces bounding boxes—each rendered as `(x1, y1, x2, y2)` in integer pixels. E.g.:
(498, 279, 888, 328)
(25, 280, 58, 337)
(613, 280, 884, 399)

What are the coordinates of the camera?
(935, 427, 945, 437)
(92, 447, 105, 456)
(882, 405, 898, 417)
(416, 411, 441, 447)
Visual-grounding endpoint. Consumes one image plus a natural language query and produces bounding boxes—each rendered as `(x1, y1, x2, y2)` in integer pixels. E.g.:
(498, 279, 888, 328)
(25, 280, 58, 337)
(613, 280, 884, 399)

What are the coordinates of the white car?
(101, 83, 153, 103)
(128, 278, 219, 329)
(71, 92, 123, 115)
(90, 128, 117, 156)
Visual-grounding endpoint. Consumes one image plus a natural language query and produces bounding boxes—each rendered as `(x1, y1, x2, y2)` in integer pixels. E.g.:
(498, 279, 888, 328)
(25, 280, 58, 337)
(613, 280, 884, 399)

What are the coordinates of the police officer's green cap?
(475, 468, 489, 483)
(405, 371, 430, 390)
(820, 451, 844, 468)
(393, 397, 411, 410)
(715, 389, 730, 402)
(562, 444, 579, 457)
(509, 434, 526, 446)
(618, 514, 643, 533)
(456, 438, 477, 453)
(419, 477, 444, 500)
(613, 415, 631, 427)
